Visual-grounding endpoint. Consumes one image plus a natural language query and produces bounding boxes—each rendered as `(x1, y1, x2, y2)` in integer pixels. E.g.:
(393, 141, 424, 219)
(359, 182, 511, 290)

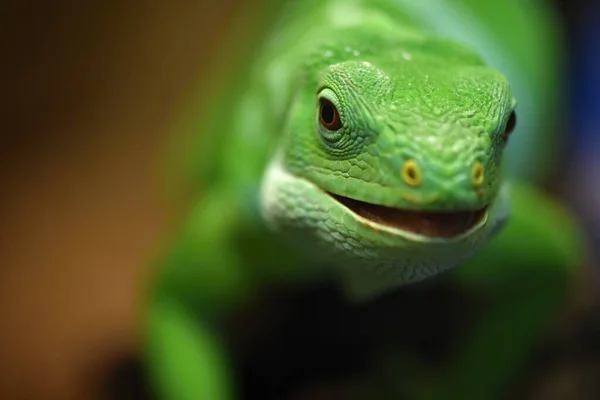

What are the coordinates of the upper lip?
(329, 193, 487, 239)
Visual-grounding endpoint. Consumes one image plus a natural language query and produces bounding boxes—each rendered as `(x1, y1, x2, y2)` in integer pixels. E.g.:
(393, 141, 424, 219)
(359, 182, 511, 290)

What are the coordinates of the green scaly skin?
(146, 1, 583, 399)
(261, 30, 514, 297)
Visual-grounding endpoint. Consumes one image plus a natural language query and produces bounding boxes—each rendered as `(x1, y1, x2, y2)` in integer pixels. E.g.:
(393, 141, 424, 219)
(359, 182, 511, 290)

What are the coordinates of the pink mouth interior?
(330, 193, 487, 238)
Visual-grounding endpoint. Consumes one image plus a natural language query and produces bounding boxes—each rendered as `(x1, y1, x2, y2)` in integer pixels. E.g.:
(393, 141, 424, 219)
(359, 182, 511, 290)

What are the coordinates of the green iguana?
(145, 0, 584, 398)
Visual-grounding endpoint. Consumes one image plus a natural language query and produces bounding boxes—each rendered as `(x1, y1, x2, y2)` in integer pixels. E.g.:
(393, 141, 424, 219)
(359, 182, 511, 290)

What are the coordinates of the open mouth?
(330, 193, 487, 239)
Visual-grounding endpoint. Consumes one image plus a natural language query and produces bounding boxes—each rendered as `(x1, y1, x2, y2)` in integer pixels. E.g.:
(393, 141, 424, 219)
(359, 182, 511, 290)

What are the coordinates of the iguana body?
(146, 1, 583, 399)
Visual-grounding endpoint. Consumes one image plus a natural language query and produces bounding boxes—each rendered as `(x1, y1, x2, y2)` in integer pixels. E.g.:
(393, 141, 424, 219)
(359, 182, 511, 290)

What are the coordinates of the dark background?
(2, 0, 599, 399)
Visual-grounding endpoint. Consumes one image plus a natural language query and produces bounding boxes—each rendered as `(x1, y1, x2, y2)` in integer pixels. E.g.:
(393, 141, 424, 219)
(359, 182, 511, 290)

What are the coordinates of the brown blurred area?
(0, 1, 264, 398)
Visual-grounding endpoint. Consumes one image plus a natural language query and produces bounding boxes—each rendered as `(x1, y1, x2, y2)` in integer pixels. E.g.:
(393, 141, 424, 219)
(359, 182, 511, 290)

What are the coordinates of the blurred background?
(1, 0, 599, 399)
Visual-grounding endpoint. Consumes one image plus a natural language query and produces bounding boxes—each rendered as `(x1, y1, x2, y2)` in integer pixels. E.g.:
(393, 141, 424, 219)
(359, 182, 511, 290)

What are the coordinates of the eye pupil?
(319, 99, 341, 130)
(321, 103, 334, 124)
(503, 111, 517, 141)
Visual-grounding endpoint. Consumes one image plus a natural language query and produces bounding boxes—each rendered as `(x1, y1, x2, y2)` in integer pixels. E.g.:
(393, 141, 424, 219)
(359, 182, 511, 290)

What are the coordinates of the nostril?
(472, 162, 485, 187)
(402, 160, 422, 187)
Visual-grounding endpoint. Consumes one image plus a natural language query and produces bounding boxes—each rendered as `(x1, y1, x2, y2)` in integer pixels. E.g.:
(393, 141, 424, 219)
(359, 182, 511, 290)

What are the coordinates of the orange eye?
(319, 99, 342, 131)
(503, 111, 516, 141)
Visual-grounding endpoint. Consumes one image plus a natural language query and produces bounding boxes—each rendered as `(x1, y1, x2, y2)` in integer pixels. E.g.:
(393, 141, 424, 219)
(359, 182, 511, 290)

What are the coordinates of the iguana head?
(261, 35, 516, 298)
